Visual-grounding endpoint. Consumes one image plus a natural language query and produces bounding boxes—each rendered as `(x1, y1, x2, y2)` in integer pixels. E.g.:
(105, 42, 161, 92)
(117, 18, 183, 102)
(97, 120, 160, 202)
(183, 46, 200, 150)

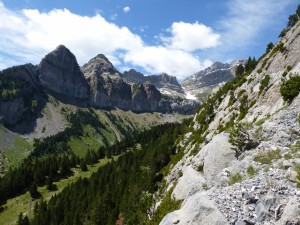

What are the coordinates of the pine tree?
(29, 182, 40, 199)
(80, 160, 88, 171)
(46, 172, 56, 191)
(97, 146, 105, 159)
(59, 155, 70, 176)
(235, 64, 244, 76)
(266, 42, 274, 52)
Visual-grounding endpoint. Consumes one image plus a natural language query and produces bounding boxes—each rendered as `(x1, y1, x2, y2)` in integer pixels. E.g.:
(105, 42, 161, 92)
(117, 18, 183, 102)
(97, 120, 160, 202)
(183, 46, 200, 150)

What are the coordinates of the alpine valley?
(1, 4, 300, 225)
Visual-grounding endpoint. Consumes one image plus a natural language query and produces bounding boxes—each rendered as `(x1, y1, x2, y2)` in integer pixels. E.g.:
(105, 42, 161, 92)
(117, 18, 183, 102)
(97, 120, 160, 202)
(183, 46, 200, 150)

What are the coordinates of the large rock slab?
(275, 197, 300, 225)
(172, 166, 206, 200)
(199, 132, 236, 178)
(159, 192, 229, 225)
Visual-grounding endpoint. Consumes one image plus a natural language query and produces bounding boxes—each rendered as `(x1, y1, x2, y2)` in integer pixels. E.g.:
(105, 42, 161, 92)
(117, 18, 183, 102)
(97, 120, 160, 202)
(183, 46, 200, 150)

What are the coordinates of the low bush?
(280, 75, 300, 102)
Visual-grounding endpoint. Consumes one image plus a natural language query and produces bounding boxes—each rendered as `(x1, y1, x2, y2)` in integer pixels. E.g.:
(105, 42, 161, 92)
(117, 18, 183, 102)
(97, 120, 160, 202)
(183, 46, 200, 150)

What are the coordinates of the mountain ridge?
(0, 46, 200, 127)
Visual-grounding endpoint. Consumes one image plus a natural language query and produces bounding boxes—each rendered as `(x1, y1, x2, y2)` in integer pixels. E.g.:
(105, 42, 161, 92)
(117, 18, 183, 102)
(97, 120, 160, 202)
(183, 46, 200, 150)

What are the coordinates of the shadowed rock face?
(83, 55, 163, 111)
(0, 45, 199, 127)
(0, 64, 42, 126)
(38, 45, 90, 102)
(82, 54, 122, 78)
(123, 69, 184, 95)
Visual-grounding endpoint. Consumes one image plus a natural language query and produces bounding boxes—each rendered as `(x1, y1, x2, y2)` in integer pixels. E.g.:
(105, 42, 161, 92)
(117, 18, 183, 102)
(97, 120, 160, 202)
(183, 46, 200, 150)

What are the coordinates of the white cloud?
(0, 2, 215, 79)
(124, 46, 212, 80)
(0, 4, 144, 66)
(161, 21, 220, 52)
(123, 6, 130, 13)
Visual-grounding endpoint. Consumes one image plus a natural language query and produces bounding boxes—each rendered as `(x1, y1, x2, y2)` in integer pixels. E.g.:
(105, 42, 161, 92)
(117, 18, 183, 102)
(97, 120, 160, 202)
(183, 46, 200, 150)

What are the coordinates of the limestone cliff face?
(39, 45, 90, 102)
(181, 59, 247, 101)
(124, 69, 184, 97)
(0, 64, 40, 125)
(159, 22, 300, 225)
(0, 45, 199, 127)
(82, 54, 162, 111)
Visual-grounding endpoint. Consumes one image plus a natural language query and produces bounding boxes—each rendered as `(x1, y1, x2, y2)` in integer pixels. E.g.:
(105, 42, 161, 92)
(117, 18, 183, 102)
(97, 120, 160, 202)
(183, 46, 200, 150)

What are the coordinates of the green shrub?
(282, 71, 288, 77)
(257, 69, 263, 74)
(228, 173, 243, 185)
(279, 28, 290, 38)
(259, 75, 271, 94)
(247, 165, 256, 177)
(229, 123, 259, 156)
(295, 164, 300, 188)
(202, 183, 208, 190)
(247, 78, 254, 84)
(237, 89, 246, 98)
(286, 65, 293, 72)
(255, 118, 266, 126)
(284, 154, 292, 160)
(254, 149, 281, 164)
(280, 75, 300, 102)
(278, 43, 286, 53)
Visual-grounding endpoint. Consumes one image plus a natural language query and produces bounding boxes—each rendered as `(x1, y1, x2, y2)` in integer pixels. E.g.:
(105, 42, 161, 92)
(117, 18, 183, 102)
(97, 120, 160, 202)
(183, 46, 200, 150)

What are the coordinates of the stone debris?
(208, 168, 300, 225)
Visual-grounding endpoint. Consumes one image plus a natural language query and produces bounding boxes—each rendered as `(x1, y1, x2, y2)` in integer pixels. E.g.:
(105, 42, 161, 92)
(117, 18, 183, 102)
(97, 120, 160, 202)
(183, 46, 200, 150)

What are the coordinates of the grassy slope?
(0, 156, 118, 225)
(0, 125, 32, 173)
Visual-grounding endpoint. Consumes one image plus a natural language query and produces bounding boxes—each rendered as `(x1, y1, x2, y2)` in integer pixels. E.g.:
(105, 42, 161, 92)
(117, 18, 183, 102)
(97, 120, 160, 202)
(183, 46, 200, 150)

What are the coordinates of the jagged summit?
(38, 45, 90, 102)
(82, 54, 121, 78)
(123, 69, 184, 97)
(181, 59, 247, 101)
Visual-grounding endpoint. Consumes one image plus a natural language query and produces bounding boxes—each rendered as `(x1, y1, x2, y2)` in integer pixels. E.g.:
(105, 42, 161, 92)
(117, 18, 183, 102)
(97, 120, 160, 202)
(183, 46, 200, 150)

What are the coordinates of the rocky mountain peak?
(181, 59, 246, 101)
(81, 54, 121, 78)
(123, 69, 184, 97)
(38, 45, 90, 102)
(159, 73, 178, 85)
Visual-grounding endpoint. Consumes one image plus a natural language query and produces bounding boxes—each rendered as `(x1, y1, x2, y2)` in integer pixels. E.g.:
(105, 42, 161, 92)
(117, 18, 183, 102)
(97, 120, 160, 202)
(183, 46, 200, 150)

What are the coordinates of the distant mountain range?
(181, 59, 247, 100)
(0, 45, 201, 127)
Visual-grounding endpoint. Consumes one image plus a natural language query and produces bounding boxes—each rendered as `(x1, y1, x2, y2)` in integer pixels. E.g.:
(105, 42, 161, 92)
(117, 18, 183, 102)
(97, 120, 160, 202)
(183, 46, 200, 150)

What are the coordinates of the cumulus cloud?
(0, 4, 143, 66)
(161, 21, 220, 52)
(0, 2, 216, 79)
(124, 46, 212, 80)
(123, 6, 130, 13)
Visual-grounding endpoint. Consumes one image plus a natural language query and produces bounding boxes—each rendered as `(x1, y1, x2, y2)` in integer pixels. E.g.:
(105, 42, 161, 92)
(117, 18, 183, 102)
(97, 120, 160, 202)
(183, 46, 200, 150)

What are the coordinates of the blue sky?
(0, 0, 298, 79)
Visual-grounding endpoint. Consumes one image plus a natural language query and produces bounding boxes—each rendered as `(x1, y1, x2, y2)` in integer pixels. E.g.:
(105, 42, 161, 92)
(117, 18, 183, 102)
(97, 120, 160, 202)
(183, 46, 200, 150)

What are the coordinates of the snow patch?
(185, 91, 197, 100)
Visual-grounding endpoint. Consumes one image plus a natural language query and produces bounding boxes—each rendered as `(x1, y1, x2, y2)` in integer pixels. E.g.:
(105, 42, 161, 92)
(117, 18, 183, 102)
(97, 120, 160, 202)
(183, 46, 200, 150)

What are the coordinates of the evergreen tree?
(266, 42, 274, 52)
(85, 149, 92, 165)
(80, 160, 88, 171)
(46, 172, 56, 191)
(59, 155, 70, 176)
(235, 64, 244, 76)
(29, 182, 40, 199)
(34, 168, 44, 185)
(97, 146, 105, 159)
(17, 213, 24, 225)
(288, 14, 299, 28)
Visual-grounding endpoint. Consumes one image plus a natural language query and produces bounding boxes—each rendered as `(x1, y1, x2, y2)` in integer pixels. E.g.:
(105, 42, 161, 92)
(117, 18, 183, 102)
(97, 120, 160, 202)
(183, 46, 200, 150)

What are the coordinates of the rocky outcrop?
(82, 54, 122, 78)
(124, 69, 184, 97)
(83, 55, 163, 111)
(0, 64, 41, 125)
(0, 45, 199, 127)
(182, 60, 247, 101)
(39, 45, 90, 103)
(158, 21, 300, 225)
(160, 192, 229, 225)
